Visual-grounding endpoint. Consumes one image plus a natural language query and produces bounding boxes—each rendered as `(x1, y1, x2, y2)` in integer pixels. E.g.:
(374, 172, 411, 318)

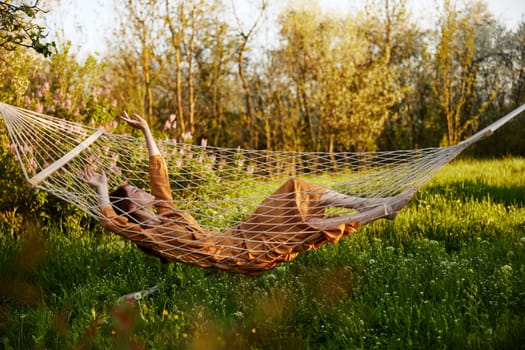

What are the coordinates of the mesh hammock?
(1, 101, 524, 275)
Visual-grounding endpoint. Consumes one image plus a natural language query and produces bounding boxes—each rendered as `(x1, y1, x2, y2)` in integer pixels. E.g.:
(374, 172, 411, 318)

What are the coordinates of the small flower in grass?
(501, 264, 512, 275)
(162, 309, 169, 317)
(111, 329, 117, 336)
(251, 328, 257, 334)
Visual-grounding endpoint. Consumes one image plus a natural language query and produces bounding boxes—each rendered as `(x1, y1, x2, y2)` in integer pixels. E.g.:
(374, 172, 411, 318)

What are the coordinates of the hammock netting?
(1, 101, 524, 274)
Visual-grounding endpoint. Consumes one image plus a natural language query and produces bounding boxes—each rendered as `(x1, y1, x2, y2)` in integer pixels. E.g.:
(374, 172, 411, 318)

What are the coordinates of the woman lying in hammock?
(84, 113, 416, 276)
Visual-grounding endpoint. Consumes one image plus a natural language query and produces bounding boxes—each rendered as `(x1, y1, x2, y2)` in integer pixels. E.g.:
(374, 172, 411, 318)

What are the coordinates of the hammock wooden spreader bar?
(28, 128, 105, 186)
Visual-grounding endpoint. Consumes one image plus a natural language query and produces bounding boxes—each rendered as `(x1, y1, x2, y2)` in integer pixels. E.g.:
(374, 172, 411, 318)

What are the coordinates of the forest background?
(1, 0, 525, 156)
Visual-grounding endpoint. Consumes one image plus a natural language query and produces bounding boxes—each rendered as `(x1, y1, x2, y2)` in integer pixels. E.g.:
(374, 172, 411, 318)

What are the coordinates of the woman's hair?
(110, 185, 142, 224)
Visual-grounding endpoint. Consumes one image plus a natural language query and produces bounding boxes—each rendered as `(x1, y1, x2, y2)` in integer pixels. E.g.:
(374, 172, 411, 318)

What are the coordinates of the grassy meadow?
(1, 157, 524, 349)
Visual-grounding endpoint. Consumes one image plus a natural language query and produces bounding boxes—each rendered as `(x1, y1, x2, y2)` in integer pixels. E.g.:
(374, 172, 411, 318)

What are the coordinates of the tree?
(108, 0, 162, 127)
(162, 0, 236, 141)
(508, 21, 525, 107)
(192, 9, 239, 146)
(232, 0, 267, 148)
(0, 48, 42, 106)
(474, 19, 525, 155)
(0, 0, 55, 56)
(276, 2, 402, 153)
(164, 0, 186, 137)
(432, 0, 495, 146)
(276, 3, 326, 151)
(363, 0, 431, 150)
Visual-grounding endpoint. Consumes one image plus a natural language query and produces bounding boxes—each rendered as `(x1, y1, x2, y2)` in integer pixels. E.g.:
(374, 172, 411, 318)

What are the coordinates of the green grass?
(1, 157, 525, 349)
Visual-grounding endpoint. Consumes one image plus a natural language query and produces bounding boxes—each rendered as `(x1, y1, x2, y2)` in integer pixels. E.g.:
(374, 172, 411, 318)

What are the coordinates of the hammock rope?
(1, 101, 524, 274)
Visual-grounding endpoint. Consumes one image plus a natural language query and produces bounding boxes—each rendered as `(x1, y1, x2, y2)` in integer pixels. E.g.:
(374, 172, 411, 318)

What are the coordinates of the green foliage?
(0, 49, 42, 106)
(0, 0, 55, 57)
(276, 5, 403, 152)
(0, 128, 95, 235)
(1, 158, 524, 349)
(0, 131, 45, 230)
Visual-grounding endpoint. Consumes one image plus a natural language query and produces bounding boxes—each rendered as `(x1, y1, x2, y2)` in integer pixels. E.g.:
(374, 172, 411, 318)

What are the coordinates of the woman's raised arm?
(121, 112, 160, 157)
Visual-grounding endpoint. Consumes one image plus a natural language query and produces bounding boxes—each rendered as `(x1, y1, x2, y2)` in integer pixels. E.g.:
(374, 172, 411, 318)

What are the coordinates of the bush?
(0, 130, 94, 234)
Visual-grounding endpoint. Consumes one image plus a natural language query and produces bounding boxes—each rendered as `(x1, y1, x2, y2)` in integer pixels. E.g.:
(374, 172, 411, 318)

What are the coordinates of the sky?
(44, 0, 525, 59)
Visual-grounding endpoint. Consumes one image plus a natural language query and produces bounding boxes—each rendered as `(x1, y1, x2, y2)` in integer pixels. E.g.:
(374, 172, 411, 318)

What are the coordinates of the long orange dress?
(99, 155, 359, 275)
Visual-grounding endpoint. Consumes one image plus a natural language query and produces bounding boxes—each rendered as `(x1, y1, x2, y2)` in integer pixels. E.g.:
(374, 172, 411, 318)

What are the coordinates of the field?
(1, 157, 524, 349)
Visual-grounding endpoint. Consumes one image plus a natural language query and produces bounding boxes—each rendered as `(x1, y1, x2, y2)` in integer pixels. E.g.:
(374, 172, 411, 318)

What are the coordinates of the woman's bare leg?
(308, 205, 391, 229)
(320, 190, 387, 210)
(320, 188, 416, 213)
(310, 187, 416, 228)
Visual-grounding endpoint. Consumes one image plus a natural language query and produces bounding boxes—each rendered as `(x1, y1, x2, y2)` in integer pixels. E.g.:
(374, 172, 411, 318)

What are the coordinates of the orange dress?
(99, 155, 359, 275)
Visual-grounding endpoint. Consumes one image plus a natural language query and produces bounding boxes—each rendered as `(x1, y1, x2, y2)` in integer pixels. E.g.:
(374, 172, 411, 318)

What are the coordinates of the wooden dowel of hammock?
(28, 128, 105, 187)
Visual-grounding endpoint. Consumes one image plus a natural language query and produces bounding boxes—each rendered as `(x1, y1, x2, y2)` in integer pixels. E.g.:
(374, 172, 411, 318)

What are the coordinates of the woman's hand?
(84, 166, 108, 189)
(121, 111, 160, 157)
(84, 166, 111, 208)
(121, 111, 150, 132)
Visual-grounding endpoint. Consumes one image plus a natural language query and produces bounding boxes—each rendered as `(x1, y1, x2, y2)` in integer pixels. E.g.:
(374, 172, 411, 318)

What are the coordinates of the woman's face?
(124, 185, 155, 209)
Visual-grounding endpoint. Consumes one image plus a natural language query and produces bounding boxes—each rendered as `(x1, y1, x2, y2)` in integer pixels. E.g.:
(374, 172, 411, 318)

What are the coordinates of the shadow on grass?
(423, 179, 525, 207)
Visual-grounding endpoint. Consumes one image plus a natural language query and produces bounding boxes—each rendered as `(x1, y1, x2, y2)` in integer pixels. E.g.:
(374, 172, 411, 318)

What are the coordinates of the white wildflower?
(501, 264, 512, 274)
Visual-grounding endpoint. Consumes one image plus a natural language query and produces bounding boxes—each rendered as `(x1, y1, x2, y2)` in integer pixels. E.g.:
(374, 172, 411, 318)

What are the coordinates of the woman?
(85, 113, 416, 275)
